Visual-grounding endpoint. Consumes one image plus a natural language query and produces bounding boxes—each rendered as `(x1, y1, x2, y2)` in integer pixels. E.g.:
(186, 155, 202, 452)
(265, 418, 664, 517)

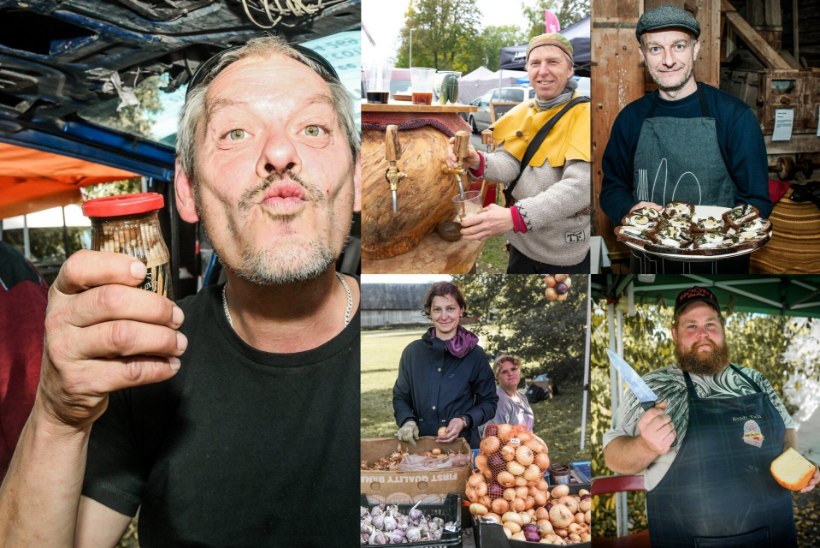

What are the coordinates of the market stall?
(591, 274, 820, 540)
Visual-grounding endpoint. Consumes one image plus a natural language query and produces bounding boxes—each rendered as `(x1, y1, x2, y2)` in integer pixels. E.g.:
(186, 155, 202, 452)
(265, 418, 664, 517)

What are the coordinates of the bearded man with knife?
(603, 286, 818, 547)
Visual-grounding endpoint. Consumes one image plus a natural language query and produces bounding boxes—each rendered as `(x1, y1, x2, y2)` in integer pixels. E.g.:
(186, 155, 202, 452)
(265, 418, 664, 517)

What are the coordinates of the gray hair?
(176, 34, 359, 180)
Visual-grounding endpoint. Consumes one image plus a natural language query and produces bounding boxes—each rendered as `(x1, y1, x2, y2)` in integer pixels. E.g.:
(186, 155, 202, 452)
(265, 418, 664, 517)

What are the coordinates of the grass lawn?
(361, 327, 592, 466)
(474, 235, 507, 274)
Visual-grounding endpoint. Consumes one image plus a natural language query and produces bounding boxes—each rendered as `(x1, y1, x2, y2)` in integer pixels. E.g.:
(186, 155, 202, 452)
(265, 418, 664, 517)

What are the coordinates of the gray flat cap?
(636, 5, 701, 40)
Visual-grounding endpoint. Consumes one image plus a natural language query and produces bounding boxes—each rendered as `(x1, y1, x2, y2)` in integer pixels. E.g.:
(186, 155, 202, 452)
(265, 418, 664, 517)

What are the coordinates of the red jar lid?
(82, 192, 164, 218)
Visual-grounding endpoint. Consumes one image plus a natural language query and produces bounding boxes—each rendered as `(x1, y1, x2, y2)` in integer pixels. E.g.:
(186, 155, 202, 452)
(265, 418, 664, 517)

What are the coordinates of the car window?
(503, 89, 523, 102)
(479, 91, 493, 107)
(528, 88, 535, 99)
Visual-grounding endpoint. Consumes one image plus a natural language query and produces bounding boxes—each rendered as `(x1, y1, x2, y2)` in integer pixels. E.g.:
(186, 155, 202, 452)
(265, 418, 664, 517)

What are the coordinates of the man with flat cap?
(604, 286, 818, 547)
(599, 5, 772, 274)
(447, 33, 591, 274)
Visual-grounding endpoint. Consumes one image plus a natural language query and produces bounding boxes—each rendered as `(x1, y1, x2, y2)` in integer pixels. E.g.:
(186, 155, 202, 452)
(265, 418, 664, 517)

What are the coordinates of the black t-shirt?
(82, 284, 360, 547)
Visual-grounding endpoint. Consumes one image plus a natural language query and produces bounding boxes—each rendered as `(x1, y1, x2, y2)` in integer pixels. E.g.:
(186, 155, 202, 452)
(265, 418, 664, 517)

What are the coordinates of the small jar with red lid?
(82, 192, 172, 297)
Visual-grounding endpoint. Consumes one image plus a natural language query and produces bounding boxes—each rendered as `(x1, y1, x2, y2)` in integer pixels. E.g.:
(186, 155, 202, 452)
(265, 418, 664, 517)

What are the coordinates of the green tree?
(522, 0, 589, 39)
(80, 178, 143, 201)
(83, 74, 165, 139)
(460, 25, 527, 71)
(395, 0, 482, 70)
(454, 274, 588, 388)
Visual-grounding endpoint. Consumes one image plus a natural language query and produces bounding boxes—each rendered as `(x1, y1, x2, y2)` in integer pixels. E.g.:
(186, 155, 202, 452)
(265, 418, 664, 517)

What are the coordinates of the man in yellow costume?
(447, 33, 591, 273)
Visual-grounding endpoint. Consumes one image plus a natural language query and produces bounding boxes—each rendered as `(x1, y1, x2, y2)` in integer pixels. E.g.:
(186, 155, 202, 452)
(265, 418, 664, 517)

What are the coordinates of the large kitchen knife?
(606, 349, 658, 410)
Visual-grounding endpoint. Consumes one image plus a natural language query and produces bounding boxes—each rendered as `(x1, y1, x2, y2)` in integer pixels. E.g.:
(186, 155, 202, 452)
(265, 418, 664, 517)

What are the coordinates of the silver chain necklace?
(222, 272, 352, 329)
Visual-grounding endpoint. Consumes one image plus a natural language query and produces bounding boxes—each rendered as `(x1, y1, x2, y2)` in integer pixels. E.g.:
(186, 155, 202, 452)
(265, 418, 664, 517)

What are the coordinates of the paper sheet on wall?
(817, 107, 820, 136)
(772, 109, 794, 141)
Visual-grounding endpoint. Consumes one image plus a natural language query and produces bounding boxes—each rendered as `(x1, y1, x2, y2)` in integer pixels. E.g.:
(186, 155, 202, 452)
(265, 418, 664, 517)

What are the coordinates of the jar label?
(141, 262, 171, 297)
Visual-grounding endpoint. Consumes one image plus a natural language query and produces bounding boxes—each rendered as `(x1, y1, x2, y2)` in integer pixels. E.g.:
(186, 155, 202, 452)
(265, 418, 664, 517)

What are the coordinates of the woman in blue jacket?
(393, 282, 498, 449)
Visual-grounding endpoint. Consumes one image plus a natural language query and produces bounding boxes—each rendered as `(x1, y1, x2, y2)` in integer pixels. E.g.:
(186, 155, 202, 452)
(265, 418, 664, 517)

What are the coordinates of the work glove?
(396, 420, 419, 446)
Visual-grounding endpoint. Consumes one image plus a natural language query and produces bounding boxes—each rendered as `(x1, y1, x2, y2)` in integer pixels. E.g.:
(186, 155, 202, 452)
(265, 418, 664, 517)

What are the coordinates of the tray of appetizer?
(615, 202, 771, 262)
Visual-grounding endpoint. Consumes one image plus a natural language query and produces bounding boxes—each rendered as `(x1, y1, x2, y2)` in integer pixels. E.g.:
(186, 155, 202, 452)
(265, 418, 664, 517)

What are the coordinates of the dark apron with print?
(646, 366, 795, 547)
(631, 85, 746, 273)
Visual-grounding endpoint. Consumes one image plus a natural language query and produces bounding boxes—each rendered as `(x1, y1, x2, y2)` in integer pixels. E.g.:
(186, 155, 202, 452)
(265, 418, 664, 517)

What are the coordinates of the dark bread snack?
(647, 223, 692, 248)
(631, 206, 661, 220)
(692, 233, 737, 255)
(620, 212, 657, 231)
(732, 228, 770, 251)
(615, 225, 654, 247)
(723, 203, 760, 230)
(690, 216, 726, 234)
(738, 217, 772, 234)
(663, 201, 695, 219)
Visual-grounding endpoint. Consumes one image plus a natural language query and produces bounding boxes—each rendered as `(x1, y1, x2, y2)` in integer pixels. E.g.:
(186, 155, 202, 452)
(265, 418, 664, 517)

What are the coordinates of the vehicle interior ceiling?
(0, 0, 362, 297)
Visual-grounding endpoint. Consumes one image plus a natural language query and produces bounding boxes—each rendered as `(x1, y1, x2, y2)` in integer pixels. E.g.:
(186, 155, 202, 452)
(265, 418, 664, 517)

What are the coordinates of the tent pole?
(580, 274, 592, 450)
(607, 302, 619, 423)
(23, 214, 31, 260)
(61, 206, 70, 260)
(614, 306, 629, 536)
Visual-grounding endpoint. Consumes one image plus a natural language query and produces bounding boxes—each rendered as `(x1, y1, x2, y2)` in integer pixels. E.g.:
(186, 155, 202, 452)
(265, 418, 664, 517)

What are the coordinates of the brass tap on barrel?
(384, 124, 406, 214)
(441, 130, 470, 197)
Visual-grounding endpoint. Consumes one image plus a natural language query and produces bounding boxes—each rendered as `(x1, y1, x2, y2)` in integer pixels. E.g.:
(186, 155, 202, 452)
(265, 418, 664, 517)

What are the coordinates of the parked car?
(467, 86, 535, 133)
(463, 78, 590, 133)
(574, 76, 591, 98)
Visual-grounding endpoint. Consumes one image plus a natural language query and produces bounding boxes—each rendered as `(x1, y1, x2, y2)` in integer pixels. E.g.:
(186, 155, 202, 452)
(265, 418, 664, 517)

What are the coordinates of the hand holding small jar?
(37, 250, 186, 431)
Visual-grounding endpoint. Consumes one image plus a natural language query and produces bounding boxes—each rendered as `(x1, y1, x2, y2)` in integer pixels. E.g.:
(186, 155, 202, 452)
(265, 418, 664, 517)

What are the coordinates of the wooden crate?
(721, 68, 820, 135)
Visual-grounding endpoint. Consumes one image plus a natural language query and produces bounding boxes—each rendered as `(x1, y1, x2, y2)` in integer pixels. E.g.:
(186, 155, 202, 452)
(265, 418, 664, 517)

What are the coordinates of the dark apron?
(646, 365, 796, 547)
(631, 85, 746, 274)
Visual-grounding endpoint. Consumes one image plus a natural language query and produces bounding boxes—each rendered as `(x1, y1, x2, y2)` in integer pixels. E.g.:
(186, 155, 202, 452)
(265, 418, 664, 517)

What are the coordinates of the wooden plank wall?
(591, 0, 720, 264)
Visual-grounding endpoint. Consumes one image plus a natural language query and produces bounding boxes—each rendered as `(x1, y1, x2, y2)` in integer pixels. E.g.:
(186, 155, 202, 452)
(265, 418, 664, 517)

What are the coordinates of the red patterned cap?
(675, 286, 721, 316)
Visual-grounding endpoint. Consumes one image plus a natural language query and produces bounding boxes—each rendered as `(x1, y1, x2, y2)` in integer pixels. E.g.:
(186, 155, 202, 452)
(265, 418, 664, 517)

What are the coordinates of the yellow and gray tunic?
(484, 91, 591, 266)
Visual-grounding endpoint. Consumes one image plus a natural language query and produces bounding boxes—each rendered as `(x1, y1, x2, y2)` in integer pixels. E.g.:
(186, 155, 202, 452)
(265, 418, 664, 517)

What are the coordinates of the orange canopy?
(0, 142, 138, 219)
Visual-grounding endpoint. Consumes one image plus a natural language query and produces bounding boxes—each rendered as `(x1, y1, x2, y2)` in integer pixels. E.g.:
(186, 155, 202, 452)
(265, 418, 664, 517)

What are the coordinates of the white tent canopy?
(458, 67, 528, 104)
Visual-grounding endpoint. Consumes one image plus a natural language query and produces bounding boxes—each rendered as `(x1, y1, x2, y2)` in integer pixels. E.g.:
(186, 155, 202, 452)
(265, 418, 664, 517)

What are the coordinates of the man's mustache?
(690, 338, 716, 352)
(238, 170, 325, 212)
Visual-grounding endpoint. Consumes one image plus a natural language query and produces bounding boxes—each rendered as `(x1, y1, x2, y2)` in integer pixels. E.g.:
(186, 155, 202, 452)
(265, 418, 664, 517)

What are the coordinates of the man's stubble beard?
(675, 338, 730, 375)
(649, 61, 694, 94)
(193, 170, 350, 286)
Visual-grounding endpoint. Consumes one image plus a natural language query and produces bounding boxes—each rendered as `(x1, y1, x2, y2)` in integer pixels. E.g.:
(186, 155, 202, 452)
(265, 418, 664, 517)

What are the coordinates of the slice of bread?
(723, 203, 760, 230)
(615, 226, 653, 247)
(770, 447, 817, 491)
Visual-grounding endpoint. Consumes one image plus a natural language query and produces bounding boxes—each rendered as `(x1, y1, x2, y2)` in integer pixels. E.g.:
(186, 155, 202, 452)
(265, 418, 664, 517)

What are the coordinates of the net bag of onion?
(467, 424, 550, 516)
(466, 424, 591, 544)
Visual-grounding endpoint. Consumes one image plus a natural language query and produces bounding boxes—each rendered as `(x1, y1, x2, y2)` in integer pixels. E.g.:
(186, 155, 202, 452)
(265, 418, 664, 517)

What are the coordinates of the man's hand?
(460, 204, 513, 241)
(636, 401, 676, 456)
(436, 417, 466, 444)
(800, 468, 820, 494)
(396, 420, 419, 446)
(37, 250, 186, 431)
(446, 136, 481, 170)
(629, 201, 663, 213)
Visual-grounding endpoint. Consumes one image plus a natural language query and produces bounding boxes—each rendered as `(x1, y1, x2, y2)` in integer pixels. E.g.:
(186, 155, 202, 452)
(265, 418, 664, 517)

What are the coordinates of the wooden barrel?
(751, 188, 820, 273)
(362, 125, 462, 259)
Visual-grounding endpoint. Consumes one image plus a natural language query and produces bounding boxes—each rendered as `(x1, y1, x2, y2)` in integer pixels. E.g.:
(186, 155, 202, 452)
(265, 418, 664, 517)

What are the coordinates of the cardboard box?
(361, 436, 472, 505)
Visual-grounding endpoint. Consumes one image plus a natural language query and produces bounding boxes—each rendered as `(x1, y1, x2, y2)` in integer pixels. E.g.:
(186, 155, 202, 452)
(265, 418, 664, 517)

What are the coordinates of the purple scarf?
(428, 325, 479, 358)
